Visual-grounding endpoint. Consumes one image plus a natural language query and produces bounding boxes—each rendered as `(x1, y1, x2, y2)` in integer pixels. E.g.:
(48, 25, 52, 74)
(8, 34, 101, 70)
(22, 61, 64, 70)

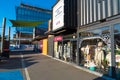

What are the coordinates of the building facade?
(52, 0, 120, 79)
(15, 3, 51, 49)
(52, 0, 77, 63)
(77, 0, 120, 79)
(15, 3, 51, 40)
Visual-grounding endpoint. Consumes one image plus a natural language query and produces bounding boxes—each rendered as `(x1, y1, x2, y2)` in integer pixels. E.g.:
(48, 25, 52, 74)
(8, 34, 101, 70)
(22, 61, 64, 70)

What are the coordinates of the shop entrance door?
(70, 40, 77, 63)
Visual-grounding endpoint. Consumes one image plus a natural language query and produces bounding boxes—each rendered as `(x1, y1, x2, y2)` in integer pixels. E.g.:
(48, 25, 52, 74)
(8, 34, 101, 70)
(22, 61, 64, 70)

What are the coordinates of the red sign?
(54, 36, 62, 41)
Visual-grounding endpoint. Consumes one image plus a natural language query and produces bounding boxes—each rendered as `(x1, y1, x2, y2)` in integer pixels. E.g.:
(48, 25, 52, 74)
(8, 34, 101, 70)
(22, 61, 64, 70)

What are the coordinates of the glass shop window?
(80, 37, 111, 73)
(114, 23, 120, 79)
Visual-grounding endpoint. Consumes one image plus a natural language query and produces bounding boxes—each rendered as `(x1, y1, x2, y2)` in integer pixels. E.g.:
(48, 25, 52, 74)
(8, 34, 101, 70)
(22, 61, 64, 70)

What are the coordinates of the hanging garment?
(94, 47, 105, 68)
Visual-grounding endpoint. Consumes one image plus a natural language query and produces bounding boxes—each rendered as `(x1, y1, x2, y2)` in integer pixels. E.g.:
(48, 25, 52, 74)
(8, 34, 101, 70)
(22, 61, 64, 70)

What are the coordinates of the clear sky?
(0, 0, 57, 39)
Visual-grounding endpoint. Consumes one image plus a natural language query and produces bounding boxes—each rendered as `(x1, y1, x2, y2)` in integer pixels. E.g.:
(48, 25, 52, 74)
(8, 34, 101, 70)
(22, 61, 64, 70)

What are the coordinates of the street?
(0, 51, 106, 80)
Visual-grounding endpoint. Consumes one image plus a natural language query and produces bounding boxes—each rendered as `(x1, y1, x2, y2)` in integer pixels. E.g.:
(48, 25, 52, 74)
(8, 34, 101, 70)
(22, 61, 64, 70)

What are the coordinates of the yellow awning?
(10, 20, 45, 27)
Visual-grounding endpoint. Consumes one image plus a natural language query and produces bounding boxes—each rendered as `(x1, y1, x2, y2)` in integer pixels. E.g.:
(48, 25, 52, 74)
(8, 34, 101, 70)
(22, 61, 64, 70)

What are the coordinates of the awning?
(9, 20, 45, 27)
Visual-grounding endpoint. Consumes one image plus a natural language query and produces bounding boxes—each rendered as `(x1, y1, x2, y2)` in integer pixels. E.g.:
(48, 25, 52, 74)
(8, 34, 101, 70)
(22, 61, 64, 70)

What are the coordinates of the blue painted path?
(0, 70, 24, 80)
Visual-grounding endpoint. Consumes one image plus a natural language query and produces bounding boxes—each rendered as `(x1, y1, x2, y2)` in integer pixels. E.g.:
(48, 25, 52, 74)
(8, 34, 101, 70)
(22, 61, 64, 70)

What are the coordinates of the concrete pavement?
(0, 52, 25, 80)
(22, 52, 106, 80)
(0, 51, 114, 80)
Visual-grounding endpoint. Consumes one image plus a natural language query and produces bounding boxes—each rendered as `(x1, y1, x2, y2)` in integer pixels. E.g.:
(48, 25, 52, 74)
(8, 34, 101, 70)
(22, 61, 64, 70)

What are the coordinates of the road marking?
(0, 70, 24, 80)
(21, 54, 31, 80)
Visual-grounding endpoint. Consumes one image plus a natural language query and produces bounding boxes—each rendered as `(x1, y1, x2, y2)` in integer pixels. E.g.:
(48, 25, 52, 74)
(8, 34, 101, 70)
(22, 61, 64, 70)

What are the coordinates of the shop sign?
(54, 36, 62, 41)
(53, 0, 64, 31)
(116, 55, 120, 62)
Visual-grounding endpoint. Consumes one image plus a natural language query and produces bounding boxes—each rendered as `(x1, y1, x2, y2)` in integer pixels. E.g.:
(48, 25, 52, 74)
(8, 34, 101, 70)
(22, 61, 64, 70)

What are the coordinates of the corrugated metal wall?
(42, 39, 48, 55)
(48, 36, 54, 57)
(64, 0, 77, 29)
(78, 0, 120, 26)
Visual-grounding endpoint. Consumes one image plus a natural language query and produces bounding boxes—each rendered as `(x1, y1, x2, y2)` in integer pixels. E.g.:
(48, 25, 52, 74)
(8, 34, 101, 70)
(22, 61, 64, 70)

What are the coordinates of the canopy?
(9, 20, 45, 27)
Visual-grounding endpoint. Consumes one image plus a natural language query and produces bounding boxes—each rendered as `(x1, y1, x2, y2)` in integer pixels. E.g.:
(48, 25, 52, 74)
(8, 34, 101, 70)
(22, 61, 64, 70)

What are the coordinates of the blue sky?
(0, 0, 57, 39)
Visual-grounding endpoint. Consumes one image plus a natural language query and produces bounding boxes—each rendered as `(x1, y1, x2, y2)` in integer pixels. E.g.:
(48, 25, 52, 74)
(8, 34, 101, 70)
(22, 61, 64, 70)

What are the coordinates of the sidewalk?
(0, 51, 115, 80)
(0, 52, 22, 72)
(0, 52, 24, 80)
(24, 53, 110, 80)
(45, 55, 115, 80)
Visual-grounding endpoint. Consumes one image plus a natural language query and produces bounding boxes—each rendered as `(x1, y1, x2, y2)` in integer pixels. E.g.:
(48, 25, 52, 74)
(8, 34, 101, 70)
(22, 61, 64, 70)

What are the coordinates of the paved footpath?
(0, 52, 24, 80)
(22, 52, 107, 80)
(0, 51, 114, 80)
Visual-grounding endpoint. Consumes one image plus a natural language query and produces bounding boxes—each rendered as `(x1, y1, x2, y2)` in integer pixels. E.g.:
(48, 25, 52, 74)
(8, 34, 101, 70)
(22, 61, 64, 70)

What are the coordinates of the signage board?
(53, 0, 64, 31)
(54, 36, 62, 41)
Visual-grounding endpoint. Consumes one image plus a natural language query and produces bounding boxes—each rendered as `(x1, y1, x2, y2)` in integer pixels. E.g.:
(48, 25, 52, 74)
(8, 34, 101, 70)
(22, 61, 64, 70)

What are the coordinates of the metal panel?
(93, 0, 97, 22)
(119, 0, 120, 13)
(48, 36, 54, 57)
(113, 0, 119, 15)
(102, 0, 106, 19)
(107, 0, 112, 17)
(90, 0, 93, 23)
(42, 39, 48, 55)
(98, 2, 101, 20)
(84, 0, 87, 25)
(86, 0, 90, 24)
(77, 0, 81, 27)
(81, 0, 83, 25)
(64, 0, 77, 29)
(92, 0, 94, 22)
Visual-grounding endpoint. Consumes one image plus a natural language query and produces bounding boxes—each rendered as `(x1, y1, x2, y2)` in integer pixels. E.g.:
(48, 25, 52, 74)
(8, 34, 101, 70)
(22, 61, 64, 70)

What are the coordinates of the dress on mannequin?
(94, 42, 105, 68)
(63, 44, 67, 61)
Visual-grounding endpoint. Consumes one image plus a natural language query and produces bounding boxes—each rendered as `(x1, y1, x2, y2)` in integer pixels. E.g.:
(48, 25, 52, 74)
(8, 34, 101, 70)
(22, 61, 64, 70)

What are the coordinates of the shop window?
(54, 41, 62, 59)
(63, 41, 71, 61)
(58, 42, 62, 59)
(79, 26, 111, 74)
(80, 26, 110, 38)
(114, 23, 120, 79)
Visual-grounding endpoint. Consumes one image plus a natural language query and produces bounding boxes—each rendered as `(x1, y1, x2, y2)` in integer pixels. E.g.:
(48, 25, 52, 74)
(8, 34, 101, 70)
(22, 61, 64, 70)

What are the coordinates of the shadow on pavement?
(93, 77, 106, 80)
(10, 50, 41, 55)
(0, 51, 40, 70)
(93, 74, 116, 80)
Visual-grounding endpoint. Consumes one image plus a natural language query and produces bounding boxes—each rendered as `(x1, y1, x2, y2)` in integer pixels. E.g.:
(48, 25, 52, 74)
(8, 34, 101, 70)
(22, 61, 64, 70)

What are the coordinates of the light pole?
(33, 27, 36, 39)
(8, 27, 10, 44)
(19, 31, 21, 48)
(1, 18, 6, 53)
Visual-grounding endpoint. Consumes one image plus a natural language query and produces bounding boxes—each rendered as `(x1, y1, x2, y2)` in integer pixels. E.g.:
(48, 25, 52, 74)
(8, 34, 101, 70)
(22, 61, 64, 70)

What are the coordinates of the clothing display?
(106, 52, 111, 66)
(85, 45, 92, 61)
(66, 43, 70, 58)
(54, 42, 58, 58)
(94, 42, 105, 68)
(58, 45, 62, 58)
(63, 44, 67, 61)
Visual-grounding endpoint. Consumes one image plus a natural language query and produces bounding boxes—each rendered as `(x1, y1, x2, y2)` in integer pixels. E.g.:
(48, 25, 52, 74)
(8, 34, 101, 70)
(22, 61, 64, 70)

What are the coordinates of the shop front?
(78, 19, 120, 79)
(62, 39, 77, 63)
(54, 34, 77, 63)
(39, 40, 43, 53)
(42, 39, 48, 55)
(54, 36, 63, 58)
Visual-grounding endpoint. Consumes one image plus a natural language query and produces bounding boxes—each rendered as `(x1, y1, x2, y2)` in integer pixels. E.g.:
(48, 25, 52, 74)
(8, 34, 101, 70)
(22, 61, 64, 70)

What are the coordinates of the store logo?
(56, 21, 60, 25)
(54, 36, 62, 41)
(55, 6, 62, 17)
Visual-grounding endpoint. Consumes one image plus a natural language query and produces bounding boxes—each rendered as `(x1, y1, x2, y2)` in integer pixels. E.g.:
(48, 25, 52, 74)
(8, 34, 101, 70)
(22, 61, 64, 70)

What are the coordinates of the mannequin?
(94, 42, 105, 68)
(66, 42, 70, 58)
(63, 44, 67, 61)
(106, 52, 111, 66)
(58, 44, 62, 59)
(85, 45, 91, 61)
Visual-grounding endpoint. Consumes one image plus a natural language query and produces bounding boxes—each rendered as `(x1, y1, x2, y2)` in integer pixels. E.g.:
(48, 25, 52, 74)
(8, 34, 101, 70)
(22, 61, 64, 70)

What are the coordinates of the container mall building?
(50, 0, 120, 79)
